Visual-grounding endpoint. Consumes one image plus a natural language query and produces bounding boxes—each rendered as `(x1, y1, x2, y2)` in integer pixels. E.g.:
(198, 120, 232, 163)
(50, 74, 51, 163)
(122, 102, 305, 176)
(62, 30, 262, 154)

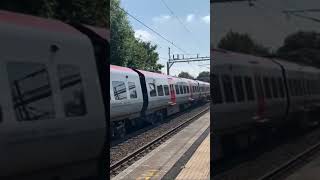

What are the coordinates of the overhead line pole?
(167, 47, 210, 75)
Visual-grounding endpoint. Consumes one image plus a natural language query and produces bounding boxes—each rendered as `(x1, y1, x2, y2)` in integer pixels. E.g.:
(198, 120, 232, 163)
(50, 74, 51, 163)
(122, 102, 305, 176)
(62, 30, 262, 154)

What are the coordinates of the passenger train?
(110, 65, 210, 137)
(0, 10, 210, 179)
(0, 10, 109, 179)
(211, 48, 320, 159)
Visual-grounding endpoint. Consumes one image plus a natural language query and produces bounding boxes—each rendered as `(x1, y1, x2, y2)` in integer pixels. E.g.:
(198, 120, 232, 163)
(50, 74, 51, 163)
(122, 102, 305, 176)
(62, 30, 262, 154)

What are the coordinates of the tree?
(197, 71, 210, 82)
(218, 30, 270, 57)
(110, 0, 163, 71)
(178, 72, 194, 79)
(0, 0, 109, 27)
(276, 31, 320, 67)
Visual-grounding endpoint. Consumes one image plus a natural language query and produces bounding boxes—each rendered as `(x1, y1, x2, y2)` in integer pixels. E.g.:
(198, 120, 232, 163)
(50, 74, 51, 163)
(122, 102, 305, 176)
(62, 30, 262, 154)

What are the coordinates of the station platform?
(285, 152, 320, 180)
(112, 111, 210, 180)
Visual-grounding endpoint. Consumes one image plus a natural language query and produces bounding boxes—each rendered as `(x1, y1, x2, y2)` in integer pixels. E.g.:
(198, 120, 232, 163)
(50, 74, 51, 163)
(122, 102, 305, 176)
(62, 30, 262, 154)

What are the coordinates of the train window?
(222, 75, 235, 103)
(113, 81, 127, 100)
(288, 79, 294, 96)
(298, 80, 302, 96)
(263, 77, 272, 99)
(180, 85, 184, 94)
(244, 77, 254, 100)
(148, 81, 157, 97)
(0, 105, 2, 122)
(278, 78, 285, 98)
(128, 82, 137, 99)
(58, 65, 87, 117)
(271, 78, 279, 98)
(213, 75, 223, 104)
(302, 80, 306, 95)
(308, 80, 312, 95)
(295, 80, 300, 96)
(234, 76, 245, 102)
(294, 80, 299, 96)
(297, 80, 301, 96)
(293, 79, 298, 96)
(157, 85, 164, 96)
(175, 84, 180, 94)
(186, 86, 189, 93)
(255, 76, 264, 99)
(7, 62, 55, 121)
(164, 85, 169, 96)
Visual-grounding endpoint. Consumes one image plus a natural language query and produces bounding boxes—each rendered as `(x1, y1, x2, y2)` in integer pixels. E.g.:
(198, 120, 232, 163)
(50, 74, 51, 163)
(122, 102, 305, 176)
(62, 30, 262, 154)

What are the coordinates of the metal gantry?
(166, 48, 210, 75)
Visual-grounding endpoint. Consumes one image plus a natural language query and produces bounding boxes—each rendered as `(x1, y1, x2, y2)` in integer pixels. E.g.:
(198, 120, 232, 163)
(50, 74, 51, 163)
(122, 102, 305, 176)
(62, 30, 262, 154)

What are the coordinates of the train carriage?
(110, 65, 143, 122)
(212, 48, 320, 160)
(0, 10, 107, 179)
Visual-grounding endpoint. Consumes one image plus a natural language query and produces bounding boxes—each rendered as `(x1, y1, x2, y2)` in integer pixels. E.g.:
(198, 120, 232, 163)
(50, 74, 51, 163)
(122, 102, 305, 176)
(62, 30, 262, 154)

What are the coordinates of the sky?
(211, 0, 320, 51)
(121, 0, 210, 77)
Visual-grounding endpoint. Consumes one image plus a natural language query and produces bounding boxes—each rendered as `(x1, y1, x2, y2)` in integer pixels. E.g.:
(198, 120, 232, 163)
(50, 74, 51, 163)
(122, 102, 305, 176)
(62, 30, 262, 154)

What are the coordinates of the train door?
(189, 81, 193, 100)
(168, 78, 176, 104)
(254, 75, 266, 120)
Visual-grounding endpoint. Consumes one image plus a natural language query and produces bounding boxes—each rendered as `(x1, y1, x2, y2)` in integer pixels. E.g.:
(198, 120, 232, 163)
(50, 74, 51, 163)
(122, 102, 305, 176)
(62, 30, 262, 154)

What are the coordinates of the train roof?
(212, 49, 280, 69)
(274, 58, 320, 73)
(136, 69, 169, 78)
(110, 65, 210, 84)
(110, 65, 138, 74)
(84, 24, 110, 41)
(0, 10, 82, 35)
(212, 49, 320, 73)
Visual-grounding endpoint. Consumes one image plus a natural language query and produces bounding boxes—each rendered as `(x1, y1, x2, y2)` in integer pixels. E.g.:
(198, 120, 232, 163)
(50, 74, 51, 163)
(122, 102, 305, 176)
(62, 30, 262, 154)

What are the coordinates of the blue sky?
(121, 0, 210, 77)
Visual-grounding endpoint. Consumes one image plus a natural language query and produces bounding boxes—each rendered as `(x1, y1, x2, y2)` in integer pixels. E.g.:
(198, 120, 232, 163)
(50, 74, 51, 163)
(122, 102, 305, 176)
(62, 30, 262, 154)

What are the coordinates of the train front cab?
(0, 11, 106, 179)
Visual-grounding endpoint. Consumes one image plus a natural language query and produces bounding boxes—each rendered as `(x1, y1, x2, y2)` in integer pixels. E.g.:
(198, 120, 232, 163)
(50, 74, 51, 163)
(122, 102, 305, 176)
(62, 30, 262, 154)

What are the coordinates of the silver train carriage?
(0, 10, 109, 179)
(212, 49, 320, 137)
(110, 65, 210, 136)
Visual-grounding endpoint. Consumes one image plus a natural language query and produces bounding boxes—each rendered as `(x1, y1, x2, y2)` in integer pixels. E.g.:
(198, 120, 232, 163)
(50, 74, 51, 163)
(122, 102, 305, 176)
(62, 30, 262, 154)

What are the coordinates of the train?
(0, 10, 210, 179)
(110, 65, 210, 138)
(0, 10, 109, 179)
(211, 48, 320, 159)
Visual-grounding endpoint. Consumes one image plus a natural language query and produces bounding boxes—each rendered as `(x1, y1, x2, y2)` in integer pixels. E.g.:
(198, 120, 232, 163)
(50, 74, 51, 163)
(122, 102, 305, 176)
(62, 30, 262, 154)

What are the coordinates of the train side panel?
(110, 65, 143, 121)
(0, 11, 106, 178)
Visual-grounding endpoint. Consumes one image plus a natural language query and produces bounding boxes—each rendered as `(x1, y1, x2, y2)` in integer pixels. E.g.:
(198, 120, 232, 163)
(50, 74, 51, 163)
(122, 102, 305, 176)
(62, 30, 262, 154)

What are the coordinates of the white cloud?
(134, 29, 153, 42)
(186, 14, 195, 22)
(152, 15, 171, 23)
(201, 15, 210, 24)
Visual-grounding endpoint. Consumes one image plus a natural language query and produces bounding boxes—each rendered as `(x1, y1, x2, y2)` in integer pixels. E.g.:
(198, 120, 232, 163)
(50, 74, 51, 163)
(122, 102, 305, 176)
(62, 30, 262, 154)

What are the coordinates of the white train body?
(0, 10, 108, 179)
(110, 65, 210, 133)
(212, 49, 320, 135)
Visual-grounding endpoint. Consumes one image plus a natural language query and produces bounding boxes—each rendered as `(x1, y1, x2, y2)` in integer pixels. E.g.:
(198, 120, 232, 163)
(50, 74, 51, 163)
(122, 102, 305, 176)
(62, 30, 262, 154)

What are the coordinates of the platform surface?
(176, 135, 210, 180)
(285, 152, 320, 180)
(112, 111, 210, 180)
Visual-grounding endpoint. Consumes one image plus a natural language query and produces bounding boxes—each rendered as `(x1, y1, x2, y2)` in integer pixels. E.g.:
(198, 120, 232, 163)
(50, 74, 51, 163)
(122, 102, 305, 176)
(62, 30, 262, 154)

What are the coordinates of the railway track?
(212, 124, 320, 180)
(110, 105, 210, 177)
(258, 141, 320, 180)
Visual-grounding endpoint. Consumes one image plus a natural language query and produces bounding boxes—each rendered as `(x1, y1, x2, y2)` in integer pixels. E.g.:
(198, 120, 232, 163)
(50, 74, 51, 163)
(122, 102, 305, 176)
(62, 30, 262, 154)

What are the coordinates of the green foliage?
(276, 31, 320, 67)
(110, 0, 163, 72)
(196, 71, 210, 82)
(178, 72, 194, 79)
(0, 0, 109, 27)
(218, 30, 270, 57)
